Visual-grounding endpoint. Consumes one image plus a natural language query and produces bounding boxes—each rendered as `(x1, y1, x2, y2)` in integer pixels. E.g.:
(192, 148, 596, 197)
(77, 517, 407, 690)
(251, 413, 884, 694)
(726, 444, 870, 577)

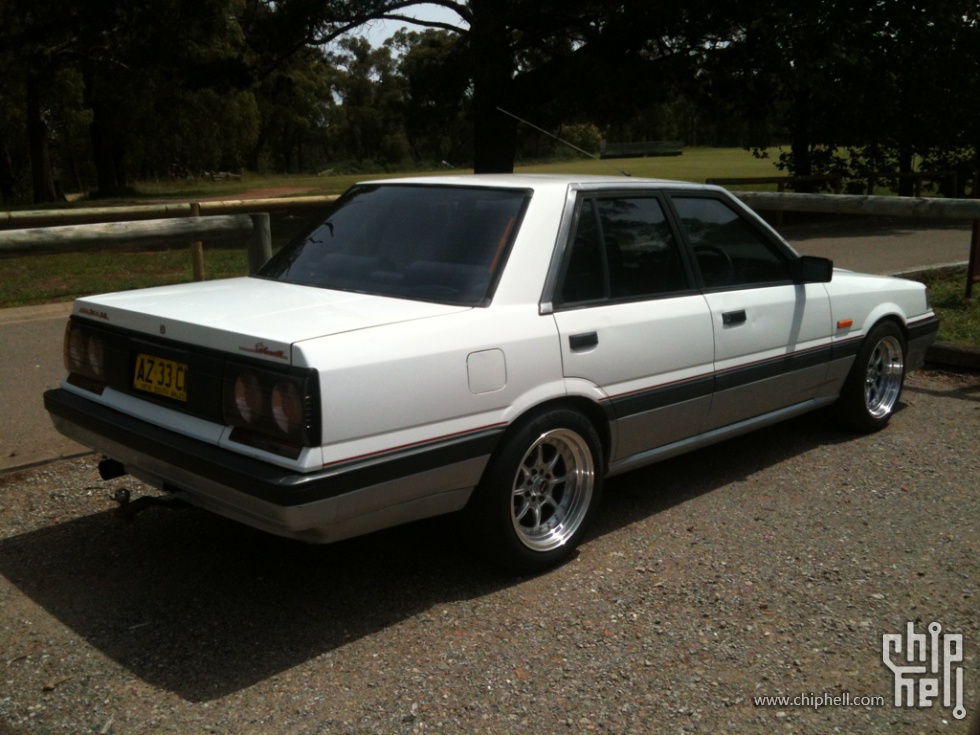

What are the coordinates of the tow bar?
(112, 487, 187, 520)
(100, 458, 188, 519)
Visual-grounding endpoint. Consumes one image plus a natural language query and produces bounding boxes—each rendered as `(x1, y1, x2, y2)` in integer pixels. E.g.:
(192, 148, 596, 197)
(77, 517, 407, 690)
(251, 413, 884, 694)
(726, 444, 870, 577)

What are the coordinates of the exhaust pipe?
(98, 458, 127, 481)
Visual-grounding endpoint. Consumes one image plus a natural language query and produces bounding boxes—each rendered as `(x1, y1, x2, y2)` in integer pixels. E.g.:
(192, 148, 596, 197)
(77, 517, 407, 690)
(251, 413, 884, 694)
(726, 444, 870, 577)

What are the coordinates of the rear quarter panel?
(294, 305, 565, 467)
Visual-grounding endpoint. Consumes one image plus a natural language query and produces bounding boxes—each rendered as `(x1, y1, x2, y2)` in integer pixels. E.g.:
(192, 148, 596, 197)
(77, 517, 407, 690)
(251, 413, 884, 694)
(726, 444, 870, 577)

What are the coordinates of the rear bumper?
(44, 388, 494, 542)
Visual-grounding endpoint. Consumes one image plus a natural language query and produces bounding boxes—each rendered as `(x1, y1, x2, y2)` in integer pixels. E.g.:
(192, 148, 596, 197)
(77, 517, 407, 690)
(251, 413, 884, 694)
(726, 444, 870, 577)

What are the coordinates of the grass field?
(516, 148, 779, 183)
(918, 268, 980, 346)
(0, 246, 250, 308)
(132, 147, 782, 201)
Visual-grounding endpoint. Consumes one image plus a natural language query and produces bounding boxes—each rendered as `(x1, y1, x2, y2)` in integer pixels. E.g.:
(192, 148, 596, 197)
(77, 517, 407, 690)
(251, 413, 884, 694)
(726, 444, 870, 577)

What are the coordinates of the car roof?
(363, 173, 718, 194)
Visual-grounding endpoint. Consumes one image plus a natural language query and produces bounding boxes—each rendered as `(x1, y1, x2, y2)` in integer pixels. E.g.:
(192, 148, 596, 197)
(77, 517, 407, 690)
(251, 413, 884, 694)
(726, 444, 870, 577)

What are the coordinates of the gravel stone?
(0, 369, 977, 734)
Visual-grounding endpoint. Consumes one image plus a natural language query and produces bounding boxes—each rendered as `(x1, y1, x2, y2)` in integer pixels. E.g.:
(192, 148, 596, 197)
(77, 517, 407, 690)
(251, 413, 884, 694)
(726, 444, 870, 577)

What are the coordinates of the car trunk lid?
(72, 277, 470, 364)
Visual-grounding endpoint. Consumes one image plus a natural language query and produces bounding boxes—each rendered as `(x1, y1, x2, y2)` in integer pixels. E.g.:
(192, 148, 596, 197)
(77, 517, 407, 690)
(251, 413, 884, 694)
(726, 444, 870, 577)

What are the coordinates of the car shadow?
(905, 371, 980, 402)
(0, 404, 877, 703)
(591, 405, 861, 540)
(0, 499, 509, 702)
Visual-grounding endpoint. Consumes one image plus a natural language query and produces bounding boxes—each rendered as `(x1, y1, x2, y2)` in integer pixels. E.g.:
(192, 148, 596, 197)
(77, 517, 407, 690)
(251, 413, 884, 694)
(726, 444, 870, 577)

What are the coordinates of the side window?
(671, 197, 792, 288)
(559, 196, 689, 306)
(596, 198, 689, 297)
(560, 200, 606, 304)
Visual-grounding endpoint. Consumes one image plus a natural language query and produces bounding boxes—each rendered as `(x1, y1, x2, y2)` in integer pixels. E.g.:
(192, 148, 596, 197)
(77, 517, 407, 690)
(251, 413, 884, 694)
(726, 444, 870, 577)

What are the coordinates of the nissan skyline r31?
(44, 175, 939, 572)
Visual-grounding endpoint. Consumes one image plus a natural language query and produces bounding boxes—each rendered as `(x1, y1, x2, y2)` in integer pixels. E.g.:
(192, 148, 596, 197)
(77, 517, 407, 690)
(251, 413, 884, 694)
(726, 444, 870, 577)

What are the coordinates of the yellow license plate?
(133, 353, 188, 402)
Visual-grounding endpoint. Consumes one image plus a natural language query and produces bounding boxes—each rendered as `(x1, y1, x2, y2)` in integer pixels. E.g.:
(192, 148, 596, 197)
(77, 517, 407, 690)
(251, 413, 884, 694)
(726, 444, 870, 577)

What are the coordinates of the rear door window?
(558, 195, 691, 307)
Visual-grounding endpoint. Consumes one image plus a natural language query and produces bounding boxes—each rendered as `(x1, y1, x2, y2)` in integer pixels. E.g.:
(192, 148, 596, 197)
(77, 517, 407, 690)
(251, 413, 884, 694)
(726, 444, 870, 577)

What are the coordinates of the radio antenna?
(496, 107, 632, 177)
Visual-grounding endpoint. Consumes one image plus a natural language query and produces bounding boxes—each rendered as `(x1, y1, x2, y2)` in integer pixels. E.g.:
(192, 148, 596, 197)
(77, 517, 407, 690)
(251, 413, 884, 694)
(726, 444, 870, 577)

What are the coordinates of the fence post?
(248, 213, 272, 274)
(775, 182, 785, 226)
(968, 219, 979, 298)
(190, 202, 206, 281)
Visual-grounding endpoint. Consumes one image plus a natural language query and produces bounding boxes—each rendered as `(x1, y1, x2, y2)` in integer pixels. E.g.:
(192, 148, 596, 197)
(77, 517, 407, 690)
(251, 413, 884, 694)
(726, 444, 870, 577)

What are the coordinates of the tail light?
(64, 321, 107, 386)
(223, 363, 320, 456)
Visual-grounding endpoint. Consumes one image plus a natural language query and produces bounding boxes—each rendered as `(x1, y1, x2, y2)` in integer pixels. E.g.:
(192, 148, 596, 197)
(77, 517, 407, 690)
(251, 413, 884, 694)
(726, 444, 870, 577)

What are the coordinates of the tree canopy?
(0, 0, 977, 203)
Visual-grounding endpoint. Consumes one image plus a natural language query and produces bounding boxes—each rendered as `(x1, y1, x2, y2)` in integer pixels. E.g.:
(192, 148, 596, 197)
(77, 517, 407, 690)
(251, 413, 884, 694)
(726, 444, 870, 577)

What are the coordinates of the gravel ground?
(1, 369, 978, 735)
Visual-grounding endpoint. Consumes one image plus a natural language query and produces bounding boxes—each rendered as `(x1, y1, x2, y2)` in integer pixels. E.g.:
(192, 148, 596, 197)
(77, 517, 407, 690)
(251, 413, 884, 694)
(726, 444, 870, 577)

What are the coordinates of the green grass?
(516, 147, 779, 184)
(919, 268, 980, 345)
(90, 147, 782, 205)
(0, 246, 250, 308)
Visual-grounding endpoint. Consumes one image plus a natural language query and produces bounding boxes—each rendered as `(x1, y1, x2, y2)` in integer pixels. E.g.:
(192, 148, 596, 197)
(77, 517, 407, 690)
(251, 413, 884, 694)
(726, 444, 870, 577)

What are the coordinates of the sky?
(351, 3, 469, 47)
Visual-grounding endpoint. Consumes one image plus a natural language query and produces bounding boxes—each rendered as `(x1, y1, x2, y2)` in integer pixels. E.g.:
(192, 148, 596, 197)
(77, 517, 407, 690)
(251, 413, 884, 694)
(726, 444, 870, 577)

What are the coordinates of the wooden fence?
(0, 213, 274, 275)
(1, 189, 977, 294)
(708, 171, 961, 197)
(599, 140, 683, 158)
(707, 175, 843, 193)
(732, 191, 980, 219)
(0, 195, 338, 280)
(0, 195, 338, 229)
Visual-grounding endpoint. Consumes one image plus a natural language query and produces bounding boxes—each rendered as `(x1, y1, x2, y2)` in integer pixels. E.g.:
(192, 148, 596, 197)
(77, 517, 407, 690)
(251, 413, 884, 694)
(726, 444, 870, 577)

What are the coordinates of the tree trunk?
(26, 76, 63, 204)
(790, 137, 815, 192)
(469, 0, 517, 173)
(974, 145, 980, 198)
(88, 97, 127, 197)
(472, 81, 517, 173)
(0, 134, 16, 203)
(897, 140, 914, 197)
(62, 120, 84, 194)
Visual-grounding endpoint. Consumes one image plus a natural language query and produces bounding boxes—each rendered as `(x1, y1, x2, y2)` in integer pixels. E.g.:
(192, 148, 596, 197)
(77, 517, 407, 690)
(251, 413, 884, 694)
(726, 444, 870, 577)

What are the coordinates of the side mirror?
(793, 255, 833, 283)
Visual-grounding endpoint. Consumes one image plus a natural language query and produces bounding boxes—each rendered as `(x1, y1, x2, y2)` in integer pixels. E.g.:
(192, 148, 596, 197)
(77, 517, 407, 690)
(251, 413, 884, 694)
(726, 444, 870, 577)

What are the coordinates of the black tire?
(467, 409, 603, 574)
(838, 321, 907, 432)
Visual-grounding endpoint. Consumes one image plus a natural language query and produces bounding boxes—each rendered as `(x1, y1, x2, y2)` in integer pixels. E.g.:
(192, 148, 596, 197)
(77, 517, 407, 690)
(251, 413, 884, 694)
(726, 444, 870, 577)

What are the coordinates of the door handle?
(569, 332, 598, 351)
(722, 310, 747, 326)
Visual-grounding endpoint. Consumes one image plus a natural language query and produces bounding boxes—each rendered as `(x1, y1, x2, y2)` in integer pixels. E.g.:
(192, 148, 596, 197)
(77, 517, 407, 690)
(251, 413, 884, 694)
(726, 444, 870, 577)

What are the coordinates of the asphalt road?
(0, 219, 973, 473)
(0, 302, 79, 471)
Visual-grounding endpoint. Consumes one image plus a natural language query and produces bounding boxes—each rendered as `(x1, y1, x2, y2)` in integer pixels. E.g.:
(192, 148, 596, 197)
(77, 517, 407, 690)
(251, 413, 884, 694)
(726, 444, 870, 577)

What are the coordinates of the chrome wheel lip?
(510, 428, 595, 552)
(864, 335, 904, 419)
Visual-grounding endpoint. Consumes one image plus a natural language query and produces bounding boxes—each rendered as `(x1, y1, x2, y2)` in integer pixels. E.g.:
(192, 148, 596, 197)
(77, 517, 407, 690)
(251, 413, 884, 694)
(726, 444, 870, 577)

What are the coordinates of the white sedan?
(45, 175, 939, 572)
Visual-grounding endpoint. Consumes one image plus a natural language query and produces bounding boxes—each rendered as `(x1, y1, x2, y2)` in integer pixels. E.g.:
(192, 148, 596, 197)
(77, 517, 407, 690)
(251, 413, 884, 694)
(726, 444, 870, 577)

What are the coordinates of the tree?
(0, 0, 264, 199)
(250, 48, 338, 172)
(391, 29, 472, 164)
(78, 0, 258, 194)
(720, 0, 980, 195)
(298, 0, 752, 172)
(325, 37, 410, 166)
(0, 0, 119, 202)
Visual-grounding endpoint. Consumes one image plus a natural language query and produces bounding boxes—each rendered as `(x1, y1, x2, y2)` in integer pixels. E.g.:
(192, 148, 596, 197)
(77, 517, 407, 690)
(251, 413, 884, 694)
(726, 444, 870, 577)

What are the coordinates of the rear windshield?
(259, 184, 531, 306)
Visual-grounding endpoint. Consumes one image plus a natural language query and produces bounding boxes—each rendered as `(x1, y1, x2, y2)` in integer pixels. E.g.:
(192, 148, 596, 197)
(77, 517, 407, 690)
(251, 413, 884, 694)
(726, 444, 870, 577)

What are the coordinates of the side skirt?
(606, 396, 838, 478)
